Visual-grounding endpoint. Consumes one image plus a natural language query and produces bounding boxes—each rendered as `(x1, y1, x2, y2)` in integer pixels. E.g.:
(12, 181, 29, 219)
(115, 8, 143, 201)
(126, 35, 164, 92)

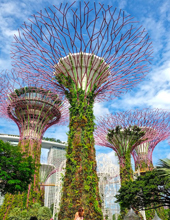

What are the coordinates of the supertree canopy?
(0, 70, 68, 219)
(132, 130, 170, 173)
(94, 109, 170, 184)
(11, 2, 152, 220)
(7, 87, 61, 141)
(12, 2, 153, 101)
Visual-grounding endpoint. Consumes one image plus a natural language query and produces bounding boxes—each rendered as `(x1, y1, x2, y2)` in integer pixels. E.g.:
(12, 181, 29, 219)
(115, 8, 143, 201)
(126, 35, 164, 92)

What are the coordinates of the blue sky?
(0, 0, 170, 168)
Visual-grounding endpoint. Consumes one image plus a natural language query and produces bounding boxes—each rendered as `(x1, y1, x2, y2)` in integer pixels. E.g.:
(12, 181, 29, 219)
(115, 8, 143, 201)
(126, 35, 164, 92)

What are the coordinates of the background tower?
(0, 70, 68, 219)
(97, 154, 120, 220)
(11, 2, 152, 219)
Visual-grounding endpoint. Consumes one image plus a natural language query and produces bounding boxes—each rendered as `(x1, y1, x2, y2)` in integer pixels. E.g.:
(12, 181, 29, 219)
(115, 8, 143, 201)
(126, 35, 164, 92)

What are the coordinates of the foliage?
(19, 209, 30, 220)
(107, 126, 146, 219)
(157, 158, 170, 178)
(28, 203, 41, 218)
(0, 140, 43, 219)
(115, 169, 170, 217)
(145, 207, 169, 220)
(112, 214, 116, 220)
(107, 126, 145, 184)
(7, 208, 20, 220)
(37, 206, 52, 219)
(42, 137, 63, 143)
(8, 208, 30, 220)
(0, 140, 35, 195)
(7, 203, 52, 220)
(50, 203, 54, 215)
(56, 74, 103, 219)
(107, 125, 146, 159)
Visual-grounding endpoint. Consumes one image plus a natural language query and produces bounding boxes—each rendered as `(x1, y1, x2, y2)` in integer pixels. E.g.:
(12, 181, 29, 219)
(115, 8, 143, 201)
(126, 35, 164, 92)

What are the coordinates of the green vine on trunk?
(107, 126, 146, 220)
(56, 74, 103, 220)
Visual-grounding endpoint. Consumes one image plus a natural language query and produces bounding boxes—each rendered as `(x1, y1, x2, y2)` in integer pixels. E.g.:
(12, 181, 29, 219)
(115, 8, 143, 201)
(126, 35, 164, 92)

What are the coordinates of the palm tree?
(156, 158, 170, 177)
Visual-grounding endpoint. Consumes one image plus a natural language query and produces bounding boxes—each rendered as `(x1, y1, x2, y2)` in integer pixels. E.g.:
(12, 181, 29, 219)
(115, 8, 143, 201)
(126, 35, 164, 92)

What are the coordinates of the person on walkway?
(74, 207, 84, 220)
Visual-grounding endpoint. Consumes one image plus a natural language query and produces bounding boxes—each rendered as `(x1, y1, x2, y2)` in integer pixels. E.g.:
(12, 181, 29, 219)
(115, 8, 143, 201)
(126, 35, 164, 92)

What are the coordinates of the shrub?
(8, 207, 20, 220)
(38, 206, 52, 219)
(8, 203, 52, 220)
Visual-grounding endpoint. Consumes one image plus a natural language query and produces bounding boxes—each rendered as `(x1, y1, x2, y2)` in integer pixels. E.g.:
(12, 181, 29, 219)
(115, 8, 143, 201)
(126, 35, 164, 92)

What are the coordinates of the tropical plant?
(0, 140, 35, 195)
(156, 158, 170, 177)
(115, 169, 170, 219)
(7, 203, 52, 220)
(107, 125, 146, 184)
(37, 206, 52, 219)
(7, 207, 20, 220)
(28, 203, 41, 218)
(19, 210, 30, 220)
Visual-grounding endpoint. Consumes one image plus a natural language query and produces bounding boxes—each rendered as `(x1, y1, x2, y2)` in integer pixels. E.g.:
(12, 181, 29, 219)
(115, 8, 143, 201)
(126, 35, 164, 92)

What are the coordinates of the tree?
(157, 158, 170, 177)
(0, 140, 35, 195)
(115, 169, 170, 211)
(94, 109, 169, 219)
(107, 125, 145, 183)
(0, 72, 68, 218)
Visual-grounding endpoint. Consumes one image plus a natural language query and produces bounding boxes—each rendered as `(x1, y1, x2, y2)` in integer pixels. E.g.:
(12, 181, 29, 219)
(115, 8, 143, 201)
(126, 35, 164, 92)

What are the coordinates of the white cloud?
(110, 60, 170, 111)
(0, 118, 19, 135)
(107, 151, 119, 165)
(118, 0, 127, 9)
(149, 90, 170, 108)
(160, 1, 170, 21)
(93, 102, 110, 117)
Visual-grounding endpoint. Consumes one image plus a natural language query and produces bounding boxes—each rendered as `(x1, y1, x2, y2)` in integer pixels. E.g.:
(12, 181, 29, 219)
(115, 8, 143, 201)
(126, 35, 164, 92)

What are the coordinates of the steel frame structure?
(10, 1, 153, 219)
(132, 130, 170, 172)
(0, 70, 68, 218)
(0, 70, 68, 142)
(95, 109, 170, 180)
(11, 2, 152, 102)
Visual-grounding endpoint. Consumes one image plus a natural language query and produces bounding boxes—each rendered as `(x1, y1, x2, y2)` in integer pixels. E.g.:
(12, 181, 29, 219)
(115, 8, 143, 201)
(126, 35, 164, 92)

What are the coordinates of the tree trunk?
(58, 89, 103, 220)
(119, 152, 133, 185)
(119, 153, 134, 220)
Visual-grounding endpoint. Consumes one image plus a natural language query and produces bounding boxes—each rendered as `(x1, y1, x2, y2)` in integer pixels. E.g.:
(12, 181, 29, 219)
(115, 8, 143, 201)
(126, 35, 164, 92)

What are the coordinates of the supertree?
(0, 70, 68, 219)
(94, 109, 170, 184)
(132, 130, 170, 174)
(94, 109, 170, 219)
(11, 2, 152, 219)
(131, 132, 170, 220)
(131, 135, 170, 220)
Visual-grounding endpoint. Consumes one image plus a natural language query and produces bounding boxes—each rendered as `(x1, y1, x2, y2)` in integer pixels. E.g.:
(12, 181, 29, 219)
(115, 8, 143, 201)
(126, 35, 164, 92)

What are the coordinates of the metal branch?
(11, 2, 152, 102)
